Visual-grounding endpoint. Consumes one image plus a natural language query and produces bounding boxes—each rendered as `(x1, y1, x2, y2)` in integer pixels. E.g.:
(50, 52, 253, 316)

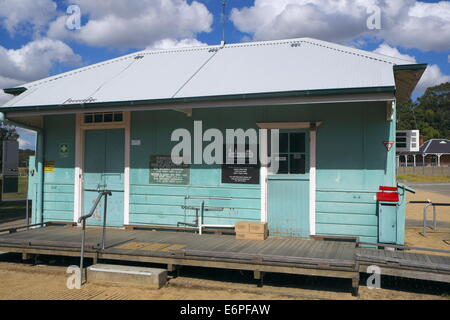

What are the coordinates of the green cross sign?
(59, 143, 69, 158)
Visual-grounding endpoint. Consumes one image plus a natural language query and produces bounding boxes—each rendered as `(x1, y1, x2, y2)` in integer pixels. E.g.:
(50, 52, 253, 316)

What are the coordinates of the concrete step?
(87, 264, 167, 289)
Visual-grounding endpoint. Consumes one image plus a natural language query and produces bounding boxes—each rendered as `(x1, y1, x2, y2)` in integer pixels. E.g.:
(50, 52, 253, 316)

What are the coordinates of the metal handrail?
(78, 189, 112, 287)
(422, 202, 450, 236)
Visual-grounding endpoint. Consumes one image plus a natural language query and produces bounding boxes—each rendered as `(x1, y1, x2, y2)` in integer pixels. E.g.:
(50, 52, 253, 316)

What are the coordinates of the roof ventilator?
(291, 42, 301, 48)
(134, 55, 144, 60)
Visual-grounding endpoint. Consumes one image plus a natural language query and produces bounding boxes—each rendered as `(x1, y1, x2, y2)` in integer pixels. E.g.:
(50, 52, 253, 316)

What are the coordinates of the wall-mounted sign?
(221, 144, 260, 184)
(149, 155, 190, 185)
(222, 164, 260, 184)
(59, 143, 69, 158)
(131, 139, 141, 146)
(44, 161, 55, 172)
(384, 141, 395, 151)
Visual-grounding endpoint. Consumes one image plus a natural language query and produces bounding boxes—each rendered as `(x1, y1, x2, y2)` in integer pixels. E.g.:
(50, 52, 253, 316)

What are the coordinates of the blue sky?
(0, 0, 449, 150)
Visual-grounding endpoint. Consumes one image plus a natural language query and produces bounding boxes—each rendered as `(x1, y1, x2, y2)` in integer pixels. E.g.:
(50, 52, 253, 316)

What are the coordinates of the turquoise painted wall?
(130, 108, 263, 227)
(37, 101, 401, 243)
(130, 102, 396, 243)
(41, 114, 76, 223)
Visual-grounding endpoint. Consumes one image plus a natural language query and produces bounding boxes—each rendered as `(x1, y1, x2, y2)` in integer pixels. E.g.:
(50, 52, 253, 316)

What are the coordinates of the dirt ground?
(0, 189, 448, 300)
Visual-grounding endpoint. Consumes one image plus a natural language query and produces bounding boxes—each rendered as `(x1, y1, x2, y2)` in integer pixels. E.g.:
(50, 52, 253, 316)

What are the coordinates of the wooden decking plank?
(340, 244, 358, 261)
(234, 237, 275, 255)
(306, 239, 325, 259)
(227, 237, 270, 254)
(290, 239, 312, 257)
(204, 236, 240, 252)
(271, 238, 297, 256)
(277, 238, 303, 256)
(318, 241, 333, 259)
(427, 254, 450, 266)
(258, 238, 291, 256)
(296, 240, 320, 258)
(331, 242, 348, 260)
(322, 241, 343, 261)
(1, 226, 65, 241)
(262, 238, 291, 256)
(288, 239, 313, 256)
(2, 226, 449, 284)
(197, 235, 235, 252)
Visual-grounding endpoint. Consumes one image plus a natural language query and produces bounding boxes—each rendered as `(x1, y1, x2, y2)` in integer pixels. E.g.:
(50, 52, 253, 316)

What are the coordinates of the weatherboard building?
(1, 38, 426, 245)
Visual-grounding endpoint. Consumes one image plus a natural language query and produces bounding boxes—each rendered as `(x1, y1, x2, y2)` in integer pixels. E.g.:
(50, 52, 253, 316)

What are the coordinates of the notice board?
(149, 155, 190, 185)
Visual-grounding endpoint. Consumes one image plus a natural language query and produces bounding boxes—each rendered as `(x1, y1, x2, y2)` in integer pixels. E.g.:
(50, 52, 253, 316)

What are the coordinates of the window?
(84, 112, 123, 124)
(275, 132, 306, 174)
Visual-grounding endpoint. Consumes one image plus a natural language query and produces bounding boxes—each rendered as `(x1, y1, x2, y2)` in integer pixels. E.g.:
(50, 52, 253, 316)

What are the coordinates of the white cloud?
(373, 43, 450, 94)
(147, 38, 207, 50)
(47, 0, 213, 49)
(373, 43, 416, 62)
(231, 0, 450, 51)
(417, 64, 450, 93)
(0, 0, 57, 35)
(16, 128, 36, 149)
(0, 38, 81, 83)
(0, 38, 81, 105)
(18, 136, 33, 148)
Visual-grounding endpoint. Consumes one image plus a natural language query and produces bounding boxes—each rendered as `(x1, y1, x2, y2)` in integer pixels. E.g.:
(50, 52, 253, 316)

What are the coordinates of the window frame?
(270, 129, 309, 176)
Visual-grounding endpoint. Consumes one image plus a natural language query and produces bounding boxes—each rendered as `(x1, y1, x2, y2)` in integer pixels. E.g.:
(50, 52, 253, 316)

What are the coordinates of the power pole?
(221, 0, 227, 45)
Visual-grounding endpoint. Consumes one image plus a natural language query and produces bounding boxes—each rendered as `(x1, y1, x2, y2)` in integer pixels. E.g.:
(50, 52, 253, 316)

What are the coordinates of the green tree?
(397, 82, 450, 141)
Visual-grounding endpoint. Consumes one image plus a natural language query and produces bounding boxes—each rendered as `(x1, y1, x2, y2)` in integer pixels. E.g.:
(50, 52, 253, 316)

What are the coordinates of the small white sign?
(131, 139, 141, 146)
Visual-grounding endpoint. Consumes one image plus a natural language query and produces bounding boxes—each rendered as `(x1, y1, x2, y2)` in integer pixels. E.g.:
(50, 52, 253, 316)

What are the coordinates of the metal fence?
(397, 166, 450, 176)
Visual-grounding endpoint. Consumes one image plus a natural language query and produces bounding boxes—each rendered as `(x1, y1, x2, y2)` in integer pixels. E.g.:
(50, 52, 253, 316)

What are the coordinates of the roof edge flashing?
(393, 63, 428, 71)
(2, 86, 395, 114)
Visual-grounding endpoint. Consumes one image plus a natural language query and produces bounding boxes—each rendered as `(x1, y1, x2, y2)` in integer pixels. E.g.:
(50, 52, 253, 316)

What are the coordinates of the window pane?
(290, 132, 305, 153)
(104, 113, 113, 122)
(84, 114, 93, 123)
(279, 133, 289, 153)
(277, 154, 289, 174)
(290, 154, 306, 174)
(114, 113, 123, 122)
(94, 113, 103, 122)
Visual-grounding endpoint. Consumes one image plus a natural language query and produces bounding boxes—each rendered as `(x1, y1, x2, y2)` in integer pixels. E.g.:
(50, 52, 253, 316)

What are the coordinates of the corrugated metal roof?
(420, 139, 450, 154)
(2, 38, 423, 110)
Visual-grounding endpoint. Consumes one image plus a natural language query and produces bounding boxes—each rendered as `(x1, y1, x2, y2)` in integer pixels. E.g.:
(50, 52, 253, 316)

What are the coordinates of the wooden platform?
(0, 224, 449, 295)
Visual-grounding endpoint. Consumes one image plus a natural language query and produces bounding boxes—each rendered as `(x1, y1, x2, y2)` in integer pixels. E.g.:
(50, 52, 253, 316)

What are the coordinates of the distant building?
(397, 139, 450, 167)
(396, 130, 420, 153)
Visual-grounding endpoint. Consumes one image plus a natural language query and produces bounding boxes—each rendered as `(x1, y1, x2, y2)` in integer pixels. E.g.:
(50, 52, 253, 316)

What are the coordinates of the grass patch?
(397, 174, 450, 183)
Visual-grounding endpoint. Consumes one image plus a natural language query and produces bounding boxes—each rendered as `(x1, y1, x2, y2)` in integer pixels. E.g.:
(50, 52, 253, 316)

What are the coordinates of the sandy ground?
(406, 189, 450, 221)
(0, 189, 448, 300)
(0, 261, 448, 300)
